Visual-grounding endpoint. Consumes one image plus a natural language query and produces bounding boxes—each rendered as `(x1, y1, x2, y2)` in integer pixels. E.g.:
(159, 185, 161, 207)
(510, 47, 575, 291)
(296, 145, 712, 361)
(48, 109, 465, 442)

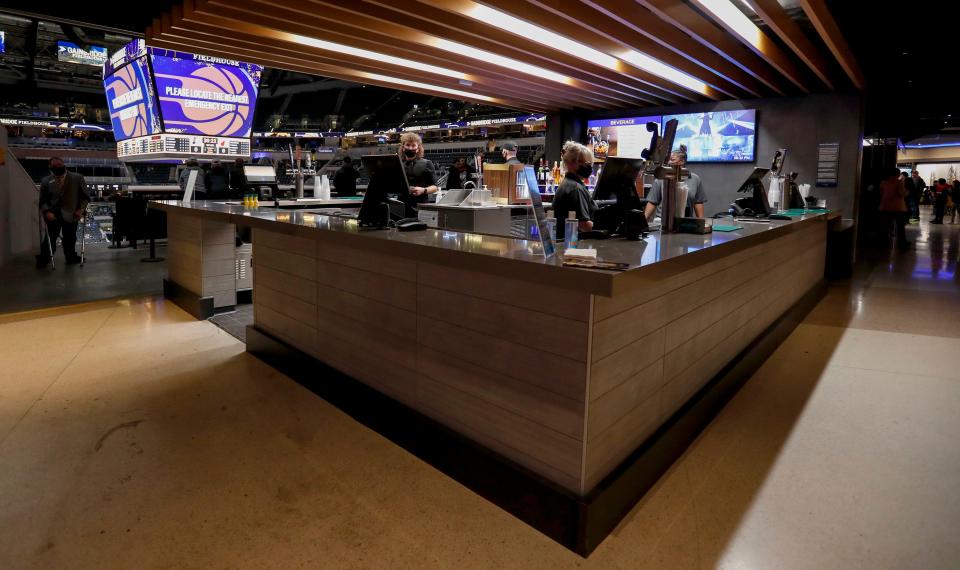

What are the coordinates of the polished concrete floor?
(0, 242, 166, 314)
(1, 210, 958, 569)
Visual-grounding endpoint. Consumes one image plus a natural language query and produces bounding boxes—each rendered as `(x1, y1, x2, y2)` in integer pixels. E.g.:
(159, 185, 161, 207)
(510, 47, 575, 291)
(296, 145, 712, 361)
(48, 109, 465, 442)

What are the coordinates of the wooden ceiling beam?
(190, 2, 624, 110)
(636, 0, 806, 94)
(580, 0, 775, 97)
(355, 0, 678, 105)
(226, 0, 660, 107)
(688, 0, 817, 92)
(744, 0, 836, 89)
(148, 31, 538, 111)
(167, 18, 592, 111)
(468, 0, 720, 101)
(797, 0, 865, 89)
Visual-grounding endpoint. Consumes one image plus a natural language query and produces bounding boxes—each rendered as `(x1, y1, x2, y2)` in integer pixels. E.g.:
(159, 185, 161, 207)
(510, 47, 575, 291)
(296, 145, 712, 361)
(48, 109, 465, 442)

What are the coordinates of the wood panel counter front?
(151, 201, 831, 496)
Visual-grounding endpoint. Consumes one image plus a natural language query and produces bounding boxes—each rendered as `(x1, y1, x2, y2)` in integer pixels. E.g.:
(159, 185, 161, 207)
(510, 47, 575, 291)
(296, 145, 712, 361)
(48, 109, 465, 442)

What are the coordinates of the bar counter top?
(150, 199, 837, 297)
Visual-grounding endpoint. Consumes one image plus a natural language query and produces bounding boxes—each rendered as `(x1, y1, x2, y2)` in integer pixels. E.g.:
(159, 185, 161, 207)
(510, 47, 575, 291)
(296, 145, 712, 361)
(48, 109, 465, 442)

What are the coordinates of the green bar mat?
(784, 208, 832, 214)
(713, 225, 744, 232)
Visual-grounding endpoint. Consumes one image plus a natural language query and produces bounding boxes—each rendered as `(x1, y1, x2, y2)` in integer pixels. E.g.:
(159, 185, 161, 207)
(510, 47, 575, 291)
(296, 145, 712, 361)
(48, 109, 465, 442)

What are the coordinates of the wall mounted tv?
(662, 109, 757, 163)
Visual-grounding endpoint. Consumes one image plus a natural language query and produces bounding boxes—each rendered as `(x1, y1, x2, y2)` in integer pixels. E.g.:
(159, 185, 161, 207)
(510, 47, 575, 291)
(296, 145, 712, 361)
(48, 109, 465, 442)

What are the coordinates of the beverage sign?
(58, 41, 108, 66)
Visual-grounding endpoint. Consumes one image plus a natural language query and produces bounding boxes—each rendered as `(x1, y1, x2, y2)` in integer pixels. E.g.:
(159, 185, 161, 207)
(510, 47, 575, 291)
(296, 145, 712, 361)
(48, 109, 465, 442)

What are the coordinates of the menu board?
(586, 115, 662, 159)
(103, 57, 162, 141)
(150, 50, 262, 138)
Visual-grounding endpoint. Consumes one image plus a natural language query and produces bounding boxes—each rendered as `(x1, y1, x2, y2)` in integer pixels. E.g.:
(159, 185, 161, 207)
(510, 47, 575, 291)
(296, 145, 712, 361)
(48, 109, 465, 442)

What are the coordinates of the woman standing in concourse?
(398, 132, 438, 217)
(878, 167, 910, 250)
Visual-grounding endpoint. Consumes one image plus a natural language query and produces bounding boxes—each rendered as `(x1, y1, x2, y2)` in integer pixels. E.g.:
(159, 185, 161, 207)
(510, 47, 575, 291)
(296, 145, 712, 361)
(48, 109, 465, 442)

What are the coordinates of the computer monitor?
(358, 154, 409, 227)
(734, 167, 772, 216)
(592, 156, 645, 206)
(243, 165, 277, 184)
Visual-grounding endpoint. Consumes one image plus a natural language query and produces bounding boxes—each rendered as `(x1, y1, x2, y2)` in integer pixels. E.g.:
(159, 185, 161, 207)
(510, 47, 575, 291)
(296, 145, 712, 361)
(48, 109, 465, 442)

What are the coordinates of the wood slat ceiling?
(146, 0, 862, 112)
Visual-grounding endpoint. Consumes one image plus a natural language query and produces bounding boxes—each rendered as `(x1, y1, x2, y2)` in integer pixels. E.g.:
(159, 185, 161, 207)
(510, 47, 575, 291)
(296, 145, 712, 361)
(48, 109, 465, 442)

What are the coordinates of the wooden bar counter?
(151, 199, 832, 553)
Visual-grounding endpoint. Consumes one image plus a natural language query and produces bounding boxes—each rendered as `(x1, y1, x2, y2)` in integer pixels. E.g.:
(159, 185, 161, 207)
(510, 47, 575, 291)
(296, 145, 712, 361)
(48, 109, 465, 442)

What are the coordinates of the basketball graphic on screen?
(155, 62, 255, 137)
(105, 62, 148, 140)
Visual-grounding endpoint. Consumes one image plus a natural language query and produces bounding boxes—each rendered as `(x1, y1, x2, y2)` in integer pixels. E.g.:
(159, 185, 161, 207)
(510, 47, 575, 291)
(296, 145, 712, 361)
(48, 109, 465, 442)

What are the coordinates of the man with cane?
(36, 156, 89, 268)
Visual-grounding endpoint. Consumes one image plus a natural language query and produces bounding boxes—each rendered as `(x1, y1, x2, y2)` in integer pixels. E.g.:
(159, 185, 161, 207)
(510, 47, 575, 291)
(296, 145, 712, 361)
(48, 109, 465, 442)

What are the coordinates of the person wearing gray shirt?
(38, 156, 89, 267)
(644, 145, 707, 221)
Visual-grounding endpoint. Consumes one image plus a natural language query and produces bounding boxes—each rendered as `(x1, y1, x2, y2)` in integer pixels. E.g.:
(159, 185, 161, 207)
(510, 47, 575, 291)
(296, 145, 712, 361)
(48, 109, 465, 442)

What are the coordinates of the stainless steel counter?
(150, 199, 836, 297)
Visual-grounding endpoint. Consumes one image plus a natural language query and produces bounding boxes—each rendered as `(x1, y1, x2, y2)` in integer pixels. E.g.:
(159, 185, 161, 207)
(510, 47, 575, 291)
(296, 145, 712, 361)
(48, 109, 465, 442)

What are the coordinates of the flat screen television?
(243, 165, 278, 184)
(103, 56, 162, 141)
(662, 109, 756, 162)
(149, 50, 262, 138)
(586, 115, 662, 159)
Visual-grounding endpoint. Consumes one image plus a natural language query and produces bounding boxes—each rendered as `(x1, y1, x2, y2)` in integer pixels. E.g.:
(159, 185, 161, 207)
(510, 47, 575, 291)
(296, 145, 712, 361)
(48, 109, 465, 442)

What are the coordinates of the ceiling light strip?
(285, 32, 468, 80)
(430, 38, 574, 86)
(358, 72, 498, 103)
(694, 0, 763, 49)
(465, 3, 708, 95)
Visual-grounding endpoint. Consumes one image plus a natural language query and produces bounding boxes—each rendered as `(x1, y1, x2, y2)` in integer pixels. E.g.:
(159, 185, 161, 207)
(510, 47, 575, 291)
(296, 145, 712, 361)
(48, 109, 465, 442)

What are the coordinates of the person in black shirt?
(445, 157, 477, 190)
(332, 155, 360, 197)
(229, 158, 247, 198)
(204, 160, 229, 197)
(501, 140, 522, 165)
(553, 141, 597, 240)
(398, 132, 438, 216)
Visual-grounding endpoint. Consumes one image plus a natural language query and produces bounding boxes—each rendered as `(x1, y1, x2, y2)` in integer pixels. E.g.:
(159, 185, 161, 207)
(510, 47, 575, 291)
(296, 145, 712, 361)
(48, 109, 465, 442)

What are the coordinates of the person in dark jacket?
(501, 140, 522, 165)
(37, 156, 89, 267)
(445, 157, 477, 190)
(229, 158, 247, 197)
(204, 160, 229, 197)
(332, 156, 360, 197)
(906, 170, 925, 220)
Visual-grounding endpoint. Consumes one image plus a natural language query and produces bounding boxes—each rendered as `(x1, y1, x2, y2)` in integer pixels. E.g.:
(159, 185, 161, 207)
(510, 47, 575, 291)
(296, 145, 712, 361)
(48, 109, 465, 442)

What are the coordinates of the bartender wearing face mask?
(644, 145, 707, 221)
(553, 141, 598, 240)
(398, 132, 438, 217)
(37, 156, 89, 267)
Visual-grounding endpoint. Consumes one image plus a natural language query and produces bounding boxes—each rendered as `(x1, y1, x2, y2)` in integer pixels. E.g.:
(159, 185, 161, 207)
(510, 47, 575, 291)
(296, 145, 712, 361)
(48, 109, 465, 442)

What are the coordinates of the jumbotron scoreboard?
(103, 39, 262, 161)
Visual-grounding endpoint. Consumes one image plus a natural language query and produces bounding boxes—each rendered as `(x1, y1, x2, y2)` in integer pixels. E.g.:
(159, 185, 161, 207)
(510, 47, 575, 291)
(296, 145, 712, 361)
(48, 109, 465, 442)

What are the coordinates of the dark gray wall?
(574, 92, 864, 217)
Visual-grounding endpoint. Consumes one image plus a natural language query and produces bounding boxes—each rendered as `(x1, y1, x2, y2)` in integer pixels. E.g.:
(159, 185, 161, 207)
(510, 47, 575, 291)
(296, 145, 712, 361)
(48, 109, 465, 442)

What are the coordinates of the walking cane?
(40, 209, 56, 270)
(80, 208, 87, 267)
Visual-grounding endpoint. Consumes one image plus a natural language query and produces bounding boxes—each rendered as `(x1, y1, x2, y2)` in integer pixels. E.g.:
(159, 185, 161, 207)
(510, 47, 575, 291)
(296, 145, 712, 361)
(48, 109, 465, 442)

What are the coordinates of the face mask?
(51, 166, 66, 176)
(403, 149, 417, 158)
(576, 164, 593, 179)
